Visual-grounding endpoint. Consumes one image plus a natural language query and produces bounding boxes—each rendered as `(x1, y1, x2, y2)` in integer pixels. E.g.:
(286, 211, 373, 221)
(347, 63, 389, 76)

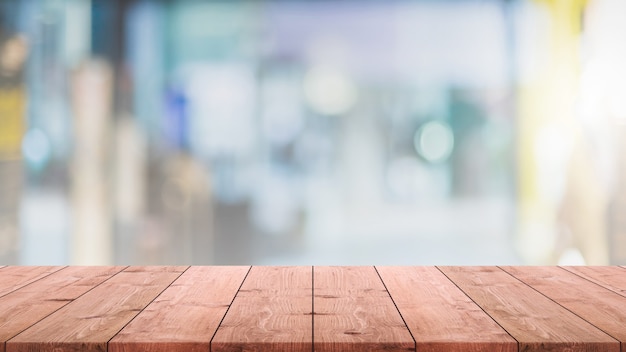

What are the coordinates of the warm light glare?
(303, 66, 357, 116)
(557, 248, 586, 266)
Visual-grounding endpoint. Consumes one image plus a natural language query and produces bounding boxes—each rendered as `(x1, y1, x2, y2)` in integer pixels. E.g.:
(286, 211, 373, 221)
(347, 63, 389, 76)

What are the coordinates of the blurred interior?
(1, 0, 625, 265)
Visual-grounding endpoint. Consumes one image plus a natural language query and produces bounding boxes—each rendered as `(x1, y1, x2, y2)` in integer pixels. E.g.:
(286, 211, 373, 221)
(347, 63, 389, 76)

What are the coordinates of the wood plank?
(314, 266, 414, 352)
(0, 266, 125, 352)
(212, 266, 312, 352)
(6, 266, 186, 352)
(376, 266, 516, 352)
(562, 266, 626, 298)
(109, 266, 250, 352)
(439, 266, 619, 352)
(0, 267, 65, 298)
(502, 266, 626, 345)
(123, 266, 188, 273)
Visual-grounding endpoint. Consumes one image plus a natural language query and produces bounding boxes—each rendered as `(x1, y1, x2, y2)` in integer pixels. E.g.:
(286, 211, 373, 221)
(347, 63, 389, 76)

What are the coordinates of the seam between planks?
(373, 266, 416, 352)
(555, 267, 626, 352)
(497, 266, 622, 345)
(3, 266, 71, 352)
(435, 266, 521, 352)
(0, 266, 67, 300)
(558, 266, 626, 297)
(559, 266, 626, 299)
(104, 266, 190, 350)
(209, 265, 253, 352)
(2, 267, 67, 352)
(4, 266, 129, 351)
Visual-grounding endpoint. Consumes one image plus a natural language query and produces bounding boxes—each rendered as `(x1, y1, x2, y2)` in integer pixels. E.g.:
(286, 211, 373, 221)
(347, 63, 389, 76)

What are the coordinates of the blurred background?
(0, 0, 624, 266)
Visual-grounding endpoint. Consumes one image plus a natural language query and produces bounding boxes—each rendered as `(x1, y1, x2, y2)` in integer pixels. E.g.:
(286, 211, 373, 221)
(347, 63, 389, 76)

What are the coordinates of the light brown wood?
(109, 266, 250, 352)
(314, 266, 413, 352)
(122, 266, 188, 273)
(376, 266, 516, 352)
(2, 265, 626, 351)
(0, 266, 64, 298)
(439, 266, 619, 352)
(502, 266, 626, 345)
(562, 266, 626, 298)
(6, 266, 186, 352)
(212, 266, 312, 352)
(0, 266, 125, 352)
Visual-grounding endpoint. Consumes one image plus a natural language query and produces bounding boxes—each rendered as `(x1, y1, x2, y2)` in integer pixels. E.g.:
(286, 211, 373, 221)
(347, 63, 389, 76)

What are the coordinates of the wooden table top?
(0, 266, 625, 352)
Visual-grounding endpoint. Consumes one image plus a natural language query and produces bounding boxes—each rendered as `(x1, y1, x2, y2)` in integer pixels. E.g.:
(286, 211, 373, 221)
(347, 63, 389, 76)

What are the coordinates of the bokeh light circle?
(414, 121, 454, 163)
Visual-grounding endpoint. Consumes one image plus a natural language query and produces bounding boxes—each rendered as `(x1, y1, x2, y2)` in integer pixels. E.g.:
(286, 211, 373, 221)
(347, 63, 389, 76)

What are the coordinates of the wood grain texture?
(376, 266, 516, 352)
(3, 265, 626, 351)
(502, 266, 626, 344)
(6, 266, 186, 352)
(0, 266, 64, 298)
(314, 266, 413, 352)
(109, 266, 250, 352)
(122, 266, 188, 273)
(562, 266, 626, 298)
(0, 266, 125, 352)
(212, 266, 312, 352)
(439, 266, 619, 352)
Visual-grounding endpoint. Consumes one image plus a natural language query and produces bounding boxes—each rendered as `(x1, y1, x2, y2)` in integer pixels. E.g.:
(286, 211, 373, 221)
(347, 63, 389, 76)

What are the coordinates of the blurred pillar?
(610, 129, 626, 264)
(517, 0, 609, 264)
(70, 60, 113, 265)
(0, 31, 28, 263)
(580, 0, 626, 264)
(113, 117, 146, 264)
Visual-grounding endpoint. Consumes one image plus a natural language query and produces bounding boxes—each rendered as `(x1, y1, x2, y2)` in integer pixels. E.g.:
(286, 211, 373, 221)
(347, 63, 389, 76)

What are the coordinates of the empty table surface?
(0, 266, 625, 352)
